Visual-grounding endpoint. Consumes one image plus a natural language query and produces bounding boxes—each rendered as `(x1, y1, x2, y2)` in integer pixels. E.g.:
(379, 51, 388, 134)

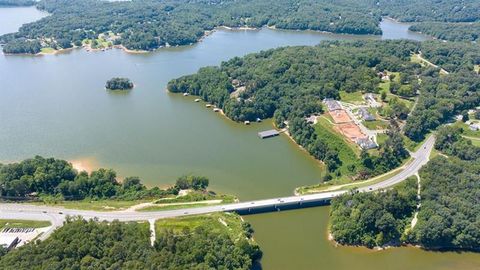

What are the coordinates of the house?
(469, 123, 480, 131)
(356, 138, 378, 150)
(359, 107, 375, 121)
(305, 115, 317, 124)
(364, 93, 381, 108)
(323, 98, 342, 111)
(377, 71, 390, 81)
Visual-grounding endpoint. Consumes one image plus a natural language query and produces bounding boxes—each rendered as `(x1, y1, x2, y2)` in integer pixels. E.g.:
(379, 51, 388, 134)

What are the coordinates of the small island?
(105, 77, 134, 90)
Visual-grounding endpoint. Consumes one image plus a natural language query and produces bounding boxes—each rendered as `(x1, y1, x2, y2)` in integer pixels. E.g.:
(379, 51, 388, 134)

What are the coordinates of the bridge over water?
(0, 136, 435, 239)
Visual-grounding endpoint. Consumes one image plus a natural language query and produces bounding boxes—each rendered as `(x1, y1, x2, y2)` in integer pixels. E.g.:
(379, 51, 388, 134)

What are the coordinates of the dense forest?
(169, 40, 419, 124)
(410, 22, 480, 42)
(0, 0, 34, 6)
(0, 217, 261, 269)
(1, 0, 480, 53)
(0, 156, 211, 201)
(413, 156, 480, 250)
(330, 126, 480, 250)
(330, 177, 418, 248)
(105, 77, 134, 90)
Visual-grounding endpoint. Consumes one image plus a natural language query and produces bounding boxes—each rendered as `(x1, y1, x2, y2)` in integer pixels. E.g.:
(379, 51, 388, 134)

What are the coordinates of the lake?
(1, 6, 479, 270)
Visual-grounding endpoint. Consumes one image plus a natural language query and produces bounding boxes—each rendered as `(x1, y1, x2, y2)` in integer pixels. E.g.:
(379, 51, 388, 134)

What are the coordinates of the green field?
(315, 116, 360, 181)
(40, 47, 55, 54)
(376, 133, 388, 145)
(154, 192, 236, 204)
(452, 121, 480, 139)
(33, 199, 151, 211)
(155, 212, 250, 243)
(471, 139, 480, 147)
(339, 91, 365, 104)
(138, 202, 222, 212)
(0, 219, 51, 229)
(363, 120, 389, 130)
(296, 156, 413, 194)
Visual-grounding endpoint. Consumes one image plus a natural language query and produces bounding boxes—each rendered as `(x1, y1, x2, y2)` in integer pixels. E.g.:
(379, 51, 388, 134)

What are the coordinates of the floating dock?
(258, 129, 280, 139)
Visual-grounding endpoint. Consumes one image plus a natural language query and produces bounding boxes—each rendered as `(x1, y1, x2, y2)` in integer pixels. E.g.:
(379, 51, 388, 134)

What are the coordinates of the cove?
(0, 12, 430, 201)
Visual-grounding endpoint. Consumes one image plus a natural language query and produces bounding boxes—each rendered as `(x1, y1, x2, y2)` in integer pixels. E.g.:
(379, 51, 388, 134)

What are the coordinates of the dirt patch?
(336, 123, 366, 141)
(329, 110, 352, 124)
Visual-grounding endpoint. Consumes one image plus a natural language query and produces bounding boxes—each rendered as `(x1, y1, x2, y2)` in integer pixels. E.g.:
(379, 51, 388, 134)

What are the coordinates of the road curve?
(0, 136, 435, 235)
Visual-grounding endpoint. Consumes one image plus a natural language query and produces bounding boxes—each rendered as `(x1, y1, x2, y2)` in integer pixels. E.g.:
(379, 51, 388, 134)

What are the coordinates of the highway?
(0, 135, 435, 238)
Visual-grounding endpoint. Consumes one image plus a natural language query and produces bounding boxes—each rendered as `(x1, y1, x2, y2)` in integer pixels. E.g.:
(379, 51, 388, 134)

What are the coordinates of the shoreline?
(2, 20, 408, 57)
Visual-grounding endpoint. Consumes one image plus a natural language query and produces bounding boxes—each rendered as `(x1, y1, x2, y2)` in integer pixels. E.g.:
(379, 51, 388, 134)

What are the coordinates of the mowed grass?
(339, 91, 365, 104)
(138, 202, 222, 212)
(315, 116, 360, 180)
(155, 212, 248, 242)
(363, 120, 389, 130)
(452, 121, 480, 139)
(378, 71, 415, 110)
(33, 199, 151, 211)
(40, 47, 55, 54)
(0, 219, 51, 229)
(470, 139, 480, 147)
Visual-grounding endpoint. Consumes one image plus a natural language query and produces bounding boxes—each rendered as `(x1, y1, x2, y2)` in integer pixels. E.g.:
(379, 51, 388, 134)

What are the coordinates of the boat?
(183, 92, 189, 96)
(213, 108, 220, 112)
(206, 104, 212, 108)
(194, 98, 201, 102)
(244, 121, 250, 125)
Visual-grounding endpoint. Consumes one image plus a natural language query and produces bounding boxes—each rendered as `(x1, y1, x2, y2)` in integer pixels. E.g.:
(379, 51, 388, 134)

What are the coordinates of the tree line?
(0, 217, 262, 269)
(2, 0, 480, 54)
(330, 177, 418, 248)
(0, 0, 34, 6)
(0, 156, 211, 201)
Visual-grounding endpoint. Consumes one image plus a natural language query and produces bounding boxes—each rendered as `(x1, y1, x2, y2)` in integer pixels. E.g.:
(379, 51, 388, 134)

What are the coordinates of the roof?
(0, 235, 19, 249)
(359, 107, 375, 121)
(323, 98, 342, 111)
(356, 138, 377, 149)
(258, 130, 280, 138)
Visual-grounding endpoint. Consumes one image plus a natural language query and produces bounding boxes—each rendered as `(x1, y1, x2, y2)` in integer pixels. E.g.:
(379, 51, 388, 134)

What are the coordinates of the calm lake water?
(1, 7, 479, 269)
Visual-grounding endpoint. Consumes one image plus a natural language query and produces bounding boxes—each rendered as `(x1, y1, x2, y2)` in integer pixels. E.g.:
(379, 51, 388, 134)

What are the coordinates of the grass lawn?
(155, 212, 249, 243)
(154, 192, 236, 204)
(377, 133, 388, 145)
(296, 156, 413, 194)
(452, 121, 480, 139)
(315, 116, 360, 181)
(363, 120, 389, 130)
(470, 139, 480, 147)
(339, 91, 365, 104)
(138, 202, 222, 212)
(40, 47, 55, 54)
(0, 219, 51, 229)
(33, 199, 151, 211)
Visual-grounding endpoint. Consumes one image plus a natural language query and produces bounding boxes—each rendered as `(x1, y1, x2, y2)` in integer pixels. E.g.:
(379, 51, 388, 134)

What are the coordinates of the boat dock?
(258, 129, 280, 139)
